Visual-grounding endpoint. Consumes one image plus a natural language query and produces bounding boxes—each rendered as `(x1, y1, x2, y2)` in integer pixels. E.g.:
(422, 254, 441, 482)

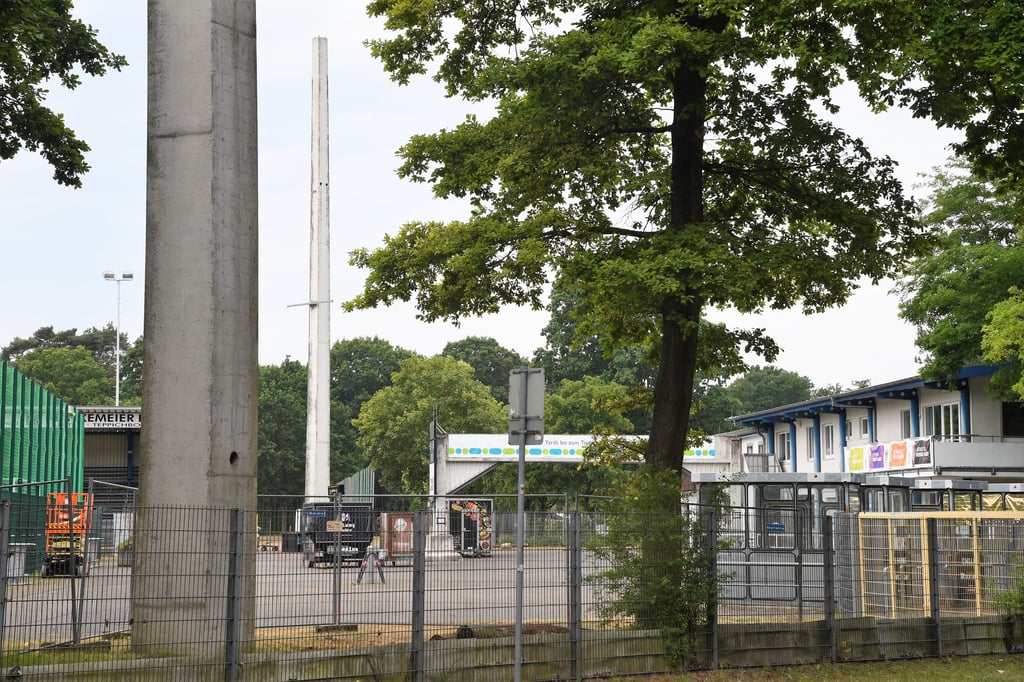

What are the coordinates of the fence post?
(224, 508, 244, 682)
(795, 512, 804, 622)
(705, 508, 719, 669)
(824, 515, 836, 663)
(567, 511, 583, 680)
(927, 518, 942, 658)
(0, 500, 11, 671)
(411, 510, 427, 682)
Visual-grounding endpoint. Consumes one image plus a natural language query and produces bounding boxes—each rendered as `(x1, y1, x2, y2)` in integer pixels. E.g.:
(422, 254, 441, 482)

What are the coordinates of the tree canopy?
(257, 359, 307, 496)
(726, 365, 814, 414)
(15, 345, 112, 405)
(329, 337, 418, 483)
(349, 1, 960, 481)
(0, 1, 126, 186)
(898, 164, 1024, 397)
(3, 325, 140, 405)
(442, 336, 527, 402)
(354, 355, 505, 493)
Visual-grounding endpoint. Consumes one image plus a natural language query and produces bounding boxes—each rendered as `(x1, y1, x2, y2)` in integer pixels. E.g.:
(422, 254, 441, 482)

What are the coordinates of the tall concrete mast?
(140, 0, 258, 652)
(305, 36, 332, 500)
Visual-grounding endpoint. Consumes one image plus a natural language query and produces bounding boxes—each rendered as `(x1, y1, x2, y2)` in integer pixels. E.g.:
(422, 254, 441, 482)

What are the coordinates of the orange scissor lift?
(42, 492, 93, 577)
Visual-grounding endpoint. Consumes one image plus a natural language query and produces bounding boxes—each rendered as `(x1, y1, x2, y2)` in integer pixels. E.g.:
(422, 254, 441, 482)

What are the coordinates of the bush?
(587, 467, 726, 667)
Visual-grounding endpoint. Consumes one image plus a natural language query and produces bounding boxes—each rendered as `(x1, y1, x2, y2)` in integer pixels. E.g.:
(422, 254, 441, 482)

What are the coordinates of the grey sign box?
(509, 367, 544, 445)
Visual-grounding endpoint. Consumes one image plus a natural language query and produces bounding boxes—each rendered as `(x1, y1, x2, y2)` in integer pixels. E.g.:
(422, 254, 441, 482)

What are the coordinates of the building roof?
(729, 365, 996, 428)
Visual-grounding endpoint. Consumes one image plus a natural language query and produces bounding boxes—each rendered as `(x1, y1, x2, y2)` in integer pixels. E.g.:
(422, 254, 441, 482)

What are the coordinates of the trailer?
(42, 492, 93, 577)
(448, 499, 493, 557)
(300, 502, 373, 568)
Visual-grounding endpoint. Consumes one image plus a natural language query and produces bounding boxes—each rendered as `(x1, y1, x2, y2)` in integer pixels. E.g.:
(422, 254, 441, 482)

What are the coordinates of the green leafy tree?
(1, 1, 127, 186)
(329, 337, 418, 483)
(354, 355, 505, 493)
(2, 325, 141, 404)
(257, 359, 307, 496)
(835, 2, 1024, 189)
(727, 366, 813, 414)
(442, 336, 527, 403)
(982, 288, 1024, 399)
(15, 346, 112, 405)
(689, 382, 743, 436)
(349, 2, 928, 489)
(118, 336, 144, 406)
(898, 165, 1023, 395)
(2, 326, 80, 361)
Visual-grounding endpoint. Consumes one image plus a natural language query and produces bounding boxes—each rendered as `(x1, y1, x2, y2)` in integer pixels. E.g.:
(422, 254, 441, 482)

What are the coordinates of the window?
(823, 423, 835, 458)
(777, 432, 791, 461)
(745, 443, 754, 454)
(900, 409, 912, 439)
(1003, 402, 1024, 438)
(859, 416, 869, 437)
(924, 403, 960, 438)
(806, 428, 815, 460)
(845, 420, 852, 442)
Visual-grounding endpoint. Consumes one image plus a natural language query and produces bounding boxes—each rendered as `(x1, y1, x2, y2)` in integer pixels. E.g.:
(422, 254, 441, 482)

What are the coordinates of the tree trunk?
(646, 55, 708, 481)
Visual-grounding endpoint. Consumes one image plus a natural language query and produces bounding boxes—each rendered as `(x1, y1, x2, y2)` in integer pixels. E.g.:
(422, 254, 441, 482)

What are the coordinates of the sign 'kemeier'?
(81, 410, 141, 430)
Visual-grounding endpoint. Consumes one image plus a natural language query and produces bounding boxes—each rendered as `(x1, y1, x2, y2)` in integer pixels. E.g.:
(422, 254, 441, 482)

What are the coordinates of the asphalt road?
(2, 548, 603, 646)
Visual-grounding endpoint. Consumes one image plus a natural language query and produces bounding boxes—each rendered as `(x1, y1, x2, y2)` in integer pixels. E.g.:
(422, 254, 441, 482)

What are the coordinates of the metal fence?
(2, 495, 1024, 680)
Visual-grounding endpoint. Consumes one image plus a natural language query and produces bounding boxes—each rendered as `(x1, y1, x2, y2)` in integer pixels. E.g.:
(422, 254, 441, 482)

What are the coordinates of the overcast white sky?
(1, 2, 963, 389)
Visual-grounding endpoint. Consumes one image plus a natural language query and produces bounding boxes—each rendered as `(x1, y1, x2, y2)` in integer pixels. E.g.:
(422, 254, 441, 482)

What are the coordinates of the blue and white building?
(718, 365, 1024, 480)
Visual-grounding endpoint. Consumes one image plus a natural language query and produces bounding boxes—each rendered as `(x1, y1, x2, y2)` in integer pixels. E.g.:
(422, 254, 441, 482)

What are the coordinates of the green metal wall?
(1, 360, 85, 496)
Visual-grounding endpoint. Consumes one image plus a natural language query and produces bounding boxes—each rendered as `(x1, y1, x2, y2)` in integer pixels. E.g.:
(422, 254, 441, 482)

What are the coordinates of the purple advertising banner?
(869, 444, 886, 469)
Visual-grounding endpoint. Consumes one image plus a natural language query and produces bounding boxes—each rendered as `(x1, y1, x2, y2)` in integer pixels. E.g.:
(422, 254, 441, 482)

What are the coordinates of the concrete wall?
(16, 617, 1024, 680)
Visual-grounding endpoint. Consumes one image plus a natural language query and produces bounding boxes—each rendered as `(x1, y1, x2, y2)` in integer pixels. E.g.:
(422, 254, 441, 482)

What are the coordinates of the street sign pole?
(509, 367, 543, 682)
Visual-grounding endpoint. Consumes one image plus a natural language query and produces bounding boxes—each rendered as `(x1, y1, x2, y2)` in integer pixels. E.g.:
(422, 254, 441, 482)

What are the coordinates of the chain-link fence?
(2, 496, 1024, 680)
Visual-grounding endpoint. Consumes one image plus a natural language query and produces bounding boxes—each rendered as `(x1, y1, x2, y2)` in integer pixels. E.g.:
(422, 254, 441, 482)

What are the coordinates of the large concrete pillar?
(137, 0, 258, 652)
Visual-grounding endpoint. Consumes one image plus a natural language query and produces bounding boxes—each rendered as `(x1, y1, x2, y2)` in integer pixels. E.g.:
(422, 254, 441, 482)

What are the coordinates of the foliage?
(726, 366, 813, 414)
(442, 336, 527, 402)
(351, 0, 933, 481)
(689, 382, 742, 436)
(897, 164, 1024, 396)
(0, 0, 127, 186)
(833, 2, 1024, 190)
(14, 346, 112, 405)
(983, 287, 1024, 399)
(257, 359, 308, 496)
(589, 467, 721, 667)
(2, 326, 79, 361)
(329, 337, 418, 484)
(354, 355, 505, 493)
(2, 325, 140, 404)
(994, 554, 1024, 618)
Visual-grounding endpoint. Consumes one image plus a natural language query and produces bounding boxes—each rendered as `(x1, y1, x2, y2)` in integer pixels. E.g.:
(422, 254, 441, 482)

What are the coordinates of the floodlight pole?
(103, 271, 134, 406)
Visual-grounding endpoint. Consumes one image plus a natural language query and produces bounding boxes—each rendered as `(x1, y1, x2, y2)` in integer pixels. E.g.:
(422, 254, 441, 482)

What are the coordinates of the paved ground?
(2, 547, 600, 646)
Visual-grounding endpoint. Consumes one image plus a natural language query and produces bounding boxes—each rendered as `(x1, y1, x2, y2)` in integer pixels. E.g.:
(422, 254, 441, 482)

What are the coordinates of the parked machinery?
(42, 492, 93, 577)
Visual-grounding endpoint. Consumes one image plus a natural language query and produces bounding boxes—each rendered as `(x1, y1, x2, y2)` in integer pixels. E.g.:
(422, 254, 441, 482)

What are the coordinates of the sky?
(1, 2, 964, 390)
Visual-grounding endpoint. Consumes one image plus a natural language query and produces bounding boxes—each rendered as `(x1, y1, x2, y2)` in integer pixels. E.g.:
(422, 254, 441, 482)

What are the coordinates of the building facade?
(719, 366, 1024, 480)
